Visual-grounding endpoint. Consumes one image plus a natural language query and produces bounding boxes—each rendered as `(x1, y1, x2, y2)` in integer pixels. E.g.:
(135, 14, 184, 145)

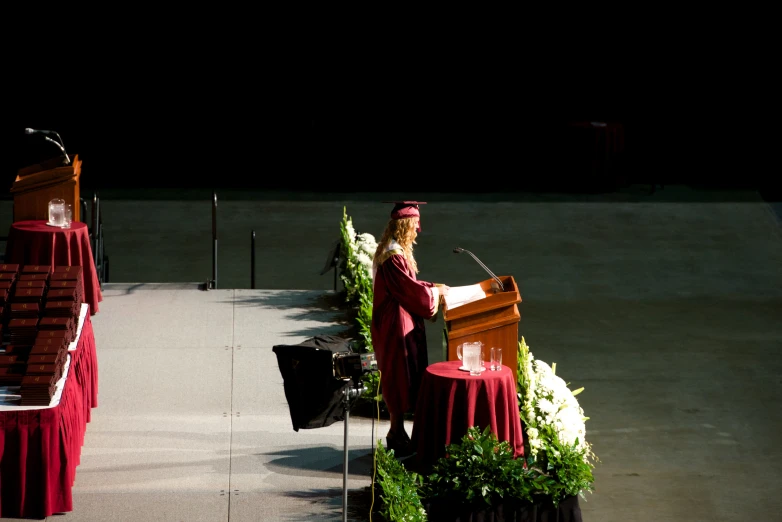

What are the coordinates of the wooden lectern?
(442, 275, 522, 386)
(10, 154, 81, 222)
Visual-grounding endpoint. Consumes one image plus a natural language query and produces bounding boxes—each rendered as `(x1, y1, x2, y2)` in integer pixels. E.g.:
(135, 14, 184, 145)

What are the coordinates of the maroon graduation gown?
(371, 253, 437, 416)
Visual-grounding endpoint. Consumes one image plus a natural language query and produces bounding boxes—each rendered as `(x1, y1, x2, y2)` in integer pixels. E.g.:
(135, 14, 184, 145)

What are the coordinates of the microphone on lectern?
(453, 247, 505, 292)
(24, 127, 70, 165)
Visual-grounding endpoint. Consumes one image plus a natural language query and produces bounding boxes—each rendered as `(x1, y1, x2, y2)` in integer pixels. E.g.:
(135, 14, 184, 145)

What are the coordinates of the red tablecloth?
(4, 220, 103, 315)
(0, 310, 98, 519)
(412, 360, 524, 471)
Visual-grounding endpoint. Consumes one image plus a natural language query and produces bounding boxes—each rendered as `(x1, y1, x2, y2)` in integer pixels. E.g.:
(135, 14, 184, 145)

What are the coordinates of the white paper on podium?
(444, 284, 486, 309)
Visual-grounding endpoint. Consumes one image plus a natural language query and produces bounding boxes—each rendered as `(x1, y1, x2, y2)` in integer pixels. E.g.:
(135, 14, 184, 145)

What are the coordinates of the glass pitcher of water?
(457, 341, 484, 374)
(49, 198, 65, 226)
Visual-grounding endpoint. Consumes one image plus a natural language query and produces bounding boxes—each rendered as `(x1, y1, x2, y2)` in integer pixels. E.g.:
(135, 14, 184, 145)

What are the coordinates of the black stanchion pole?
(211, 191, 217, 289)
(92, 192, 99, 272)
(334, 242, 339, 292)
(251, 230, 256, 289)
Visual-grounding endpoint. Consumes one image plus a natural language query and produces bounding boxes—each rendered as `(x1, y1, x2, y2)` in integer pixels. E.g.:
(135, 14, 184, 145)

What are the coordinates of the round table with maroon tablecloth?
(411, 360, 525, 472)
(4, 220, 102, 315)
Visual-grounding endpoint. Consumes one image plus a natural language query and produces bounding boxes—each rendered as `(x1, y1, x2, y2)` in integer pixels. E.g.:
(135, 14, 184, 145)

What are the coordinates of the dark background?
(2, 37, 772, 198)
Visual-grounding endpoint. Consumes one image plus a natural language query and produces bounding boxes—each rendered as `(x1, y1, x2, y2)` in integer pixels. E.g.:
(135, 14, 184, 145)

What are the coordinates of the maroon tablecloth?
(4, 220, 103, 315)
(412, 360, 524, 471)
(0, 310, 98, 519)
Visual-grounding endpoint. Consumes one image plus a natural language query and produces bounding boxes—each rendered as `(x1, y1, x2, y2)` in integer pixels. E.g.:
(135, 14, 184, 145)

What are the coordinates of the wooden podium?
(10, 154, 81, 222)
(442, 275, 522, 385)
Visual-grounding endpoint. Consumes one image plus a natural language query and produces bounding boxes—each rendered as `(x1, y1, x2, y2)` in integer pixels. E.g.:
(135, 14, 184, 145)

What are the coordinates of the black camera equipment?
(272, 334, 378, 522)
(333, 351, 378, 382)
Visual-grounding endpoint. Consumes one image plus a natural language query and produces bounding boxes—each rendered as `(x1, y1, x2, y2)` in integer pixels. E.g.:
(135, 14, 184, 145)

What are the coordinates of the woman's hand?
(436, 284, 450, 304)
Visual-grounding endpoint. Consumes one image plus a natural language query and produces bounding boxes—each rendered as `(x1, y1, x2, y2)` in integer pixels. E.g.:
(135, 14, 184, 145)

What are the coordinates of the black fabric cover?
(423, 494, 583, 521)
(273, 334, 353, 431)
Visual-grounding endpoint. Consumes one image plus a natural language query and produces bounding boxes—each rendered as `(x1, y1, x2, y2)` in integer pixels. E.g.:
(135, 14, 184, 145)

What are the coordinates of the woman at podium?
(371, 201, 449, 456)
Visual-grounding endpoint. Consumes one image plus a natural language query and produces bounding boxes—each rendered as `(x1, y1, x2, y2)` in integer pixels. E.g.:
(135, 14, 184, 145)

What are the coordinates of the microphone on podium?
(453, 247, 505, 292)
(24, 127, 70, 165)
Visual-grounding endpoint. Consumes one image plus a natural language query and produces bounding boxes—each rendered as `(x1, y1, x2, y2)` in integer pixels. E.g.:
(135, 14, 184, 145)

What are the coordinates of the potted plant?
(422, 426, 539, 520)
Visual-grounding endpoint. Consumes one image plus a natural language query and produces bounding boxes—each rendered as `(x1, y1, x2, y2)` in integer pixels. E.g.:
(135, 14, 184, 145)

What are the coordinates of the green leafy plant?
(424, 426, 539, 509)
(338, 207, 375, 318)
(337, 207, 380, 403)
(372, 426, 569, 519)
(374, 440, 428, 521)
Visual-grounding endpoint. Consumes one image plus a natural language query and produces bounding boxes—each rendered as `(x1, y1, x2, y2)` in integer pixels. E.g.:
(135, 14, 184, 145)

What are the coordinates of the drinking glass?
(491, 347, 503, 371)
(63, 204, 73, 228)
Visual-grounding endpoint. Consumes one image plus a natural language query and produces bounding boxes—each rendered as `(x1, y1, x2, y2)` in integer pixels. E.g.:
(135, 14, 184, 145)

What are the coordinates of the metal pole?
(211, 191, 217, 289)
(251, 230, 256, 289)
(92, 192, 99, 269)
(342, 390, 349, 522)
(334, 245, 339, 292)
(341, 384, 364, 522)
(98, 223, 104, 289)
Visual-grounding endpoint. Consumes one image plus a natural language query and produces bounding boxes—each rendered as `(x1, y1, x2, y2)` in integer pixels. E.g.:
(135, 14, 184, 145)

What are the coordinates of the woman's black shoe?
(385, 432, 415, 458)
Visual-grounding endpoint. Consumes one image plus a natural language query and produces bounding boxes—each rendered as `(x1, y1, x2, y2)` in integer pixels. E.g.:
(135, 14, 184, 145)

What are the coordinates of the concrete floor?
(0, 184, 781, 521)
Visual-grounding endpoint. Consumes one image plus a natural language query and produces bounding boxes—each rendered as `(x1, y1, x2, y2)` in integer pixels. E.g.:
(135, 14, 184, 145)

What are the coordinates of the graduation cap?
(386, 201, 427, 231)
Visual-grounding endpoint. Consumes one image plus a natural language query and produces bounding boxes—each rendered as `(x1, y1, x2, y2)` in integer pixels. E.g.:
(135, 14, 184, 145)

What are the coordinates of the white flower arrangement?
(356, 232, 377, 254)
(354, 233, 377, 276)
(344, 220, 357, 250)
(340, 215, 376, 279)
(517, 336, 598, 502)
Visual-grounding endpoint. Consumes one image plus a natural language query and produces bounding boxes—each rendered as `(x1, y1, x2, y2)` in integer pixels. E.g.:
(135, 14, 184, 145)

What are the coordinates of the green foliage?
(538, 440, 596, 504)
(355, 283, 374, 349)
(373, 426, 586, 518)
(516, 336, 532, 412)
(338, 207, 374, 317)
(337, 207, 379, 402)
(424, 426, 540, 509)
(374, 441, 428, 522)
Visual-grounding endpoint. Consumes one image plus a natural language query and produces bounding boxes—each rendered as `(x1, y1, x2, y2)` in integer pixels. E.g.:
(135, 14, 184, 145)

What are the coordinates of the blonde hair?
(373, 217, 419, 273)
